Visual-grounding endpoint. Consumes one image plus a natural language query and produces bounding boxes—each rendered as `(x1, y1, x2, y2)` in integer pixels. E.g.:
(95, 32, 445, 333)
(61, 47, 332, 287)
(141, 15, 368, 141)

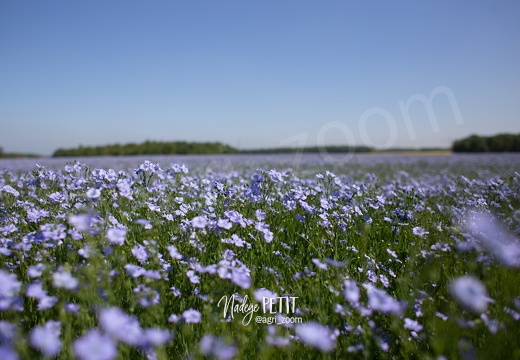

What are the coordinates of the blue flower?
(200, 334, 236, 360)
(1, 185, 19, 197)
(37, 296, 58, 311)
(68, 214, 92, 232)
(295, 322, 336, 352)
(182, 309, 201, 324)
(449, 275, 492, 313)
(143, 328, 172, 347)
(27, 264, 45, 279)
(167, 245, 183, 260)
(30, 320, 61, 356)
(99, 307, 144, 346)
(0, 321, 16, 344)
(86, 188, 101, 199)
(73, 330, 117, 360)
(106, 227, 127, 246)
(191, 216, 208, 229)
(52, 270, 79, 290)
(0, 345, 18, 360)
(26, 282, 47, 299)
(131, 244, 149, 264)
(364, 284, 405, 316)
(0, 271, 21, 298)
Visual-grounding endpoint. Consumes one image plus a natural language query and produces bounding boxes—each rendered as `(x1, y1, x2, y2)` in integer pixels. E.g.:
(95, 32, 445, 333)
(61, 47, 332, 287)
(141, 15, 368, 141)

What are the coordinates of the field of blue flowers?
(1, 154, 519, 359)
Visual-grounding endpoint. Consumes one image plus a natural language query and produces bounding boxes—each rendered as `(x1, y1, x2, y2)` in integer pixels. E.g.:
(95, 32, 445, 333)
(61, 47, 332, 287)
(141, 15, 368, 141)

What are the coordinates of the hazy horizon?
(2, 1, 520, 156)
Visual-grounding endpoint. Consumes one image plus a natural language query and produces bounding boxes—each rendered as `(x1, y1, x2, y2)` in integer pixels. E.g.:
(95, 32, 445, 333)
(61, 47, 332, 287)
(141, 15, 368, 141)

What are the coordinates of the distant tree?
(0, 146, 3, 157)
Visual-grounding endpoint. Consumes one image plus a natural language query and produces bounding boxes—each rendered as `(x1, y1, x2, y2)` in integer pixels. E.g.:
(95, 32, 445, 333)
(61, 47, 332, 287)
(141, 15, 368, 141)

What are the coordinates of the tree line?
(0, 146, 41, 158)
(53, 141, 239, 157)
(452, 134, 520, 152)
(52, 142, 377, 157)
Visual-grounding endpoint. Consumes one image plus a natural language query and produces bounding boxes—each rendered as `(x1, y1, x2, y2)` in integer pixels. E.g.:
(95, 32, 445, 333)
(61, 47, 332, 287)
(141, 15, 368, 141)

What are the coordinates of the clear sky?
(1, 1, 519, 155)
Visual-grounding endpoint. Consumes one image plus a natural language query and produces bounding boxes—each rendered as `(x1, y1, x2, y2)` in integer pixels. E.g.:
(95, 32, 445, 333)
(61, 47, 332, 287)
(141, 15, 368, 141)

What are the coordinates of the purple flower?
(124, 264, 145, 278)
(133, 285, 160, 308)
(74, 330, 117, 360)
(191, 216, 208, 229)
(0, 271, 21, 298)
(255, 210, 267, 221)
(37, 296, 58, 311)
(116, 180, 134, 200)
(30, 320, 61, 356)
(412, 226, 429, 238)
(386, 248, 398, 259)
(217, 219, 233, 230)
(136, 161, 162, 174)
(26, 208, 49, 223)
(171, 163, 188, 173)
(2, 185, 19, 197)
(47, 191, 67, 203)
(145, 202, 161, 212)
(170, 286, 181, 297)
(68, 214, 92, 232)
(364, 284, 405, 316)
(52, 270, 79, 290)
(312, 258, 328, 271)
(343, 279, 360, 305)
(404, 318, 423, 332)
(167, 245, 183, 260)
(449, 275, 492, 313)
(135, 219, 152, 229)
(26, 282, 47, 299)
(27, 264, 45, 279)
(0, 345, 18, 360)
(222, 234, 249, 248)
(0, 224, 17, 236)
(168, 314, 180, 323)
(143, 328, 172, 347)
(255, 222, 274, 243)
(86, 188, 101, 199)
(99, 307, 143, 346)
(225, 210, 246, 227)
(0, 321, 16, 343)
(78, 244, 91, 258)
(106, 228, 127, 246)
(465, 211, 520, 268)
(295, 322, 336, 352)
(254, 288, 278, 304)
(186, 270, 200, 284)
(200, 334, 236, 360)
(65, 302, 80, 314)
(182, 309, 201, 323)
(266, 325, 290, 347)
(131, 244, 149, 264)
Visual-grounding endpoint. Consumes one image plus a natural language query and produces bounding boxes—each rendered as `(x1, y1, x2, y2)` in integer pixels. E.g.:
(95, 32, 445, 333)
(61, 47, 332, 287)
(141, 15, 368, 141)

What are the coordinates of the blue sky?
(1, 1, 519, 155)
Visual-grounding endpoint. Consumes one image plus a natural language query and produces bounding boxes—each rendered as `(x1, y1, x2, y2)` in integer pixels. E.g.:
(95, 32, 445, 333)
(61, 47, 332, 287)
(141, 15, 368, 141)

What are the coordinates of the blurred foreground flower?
(200, 334, 237, 360)
(74, 330, 117, 360)
(295, 322, 336, 352)
(99, 307, 143, 346)
(449, 275, 492, 313)
(464, 210, 520, 268)
(30, 320, 61, 356)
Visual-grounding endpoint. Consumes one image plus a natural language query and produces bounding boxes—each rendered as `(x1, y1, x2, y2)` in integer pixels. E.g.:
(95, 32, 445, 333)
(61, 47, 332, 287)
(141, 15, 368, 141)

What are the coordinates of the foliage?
(53, 141, 239, 157)
(452, 133, 520, 152)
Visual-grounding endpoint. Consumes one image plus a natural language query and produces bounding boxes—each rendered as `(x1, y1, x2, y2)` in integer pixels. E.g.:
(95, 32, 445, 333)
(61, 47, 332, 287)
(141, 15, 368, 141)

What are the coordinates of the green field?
(1, 155, 519, 359)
